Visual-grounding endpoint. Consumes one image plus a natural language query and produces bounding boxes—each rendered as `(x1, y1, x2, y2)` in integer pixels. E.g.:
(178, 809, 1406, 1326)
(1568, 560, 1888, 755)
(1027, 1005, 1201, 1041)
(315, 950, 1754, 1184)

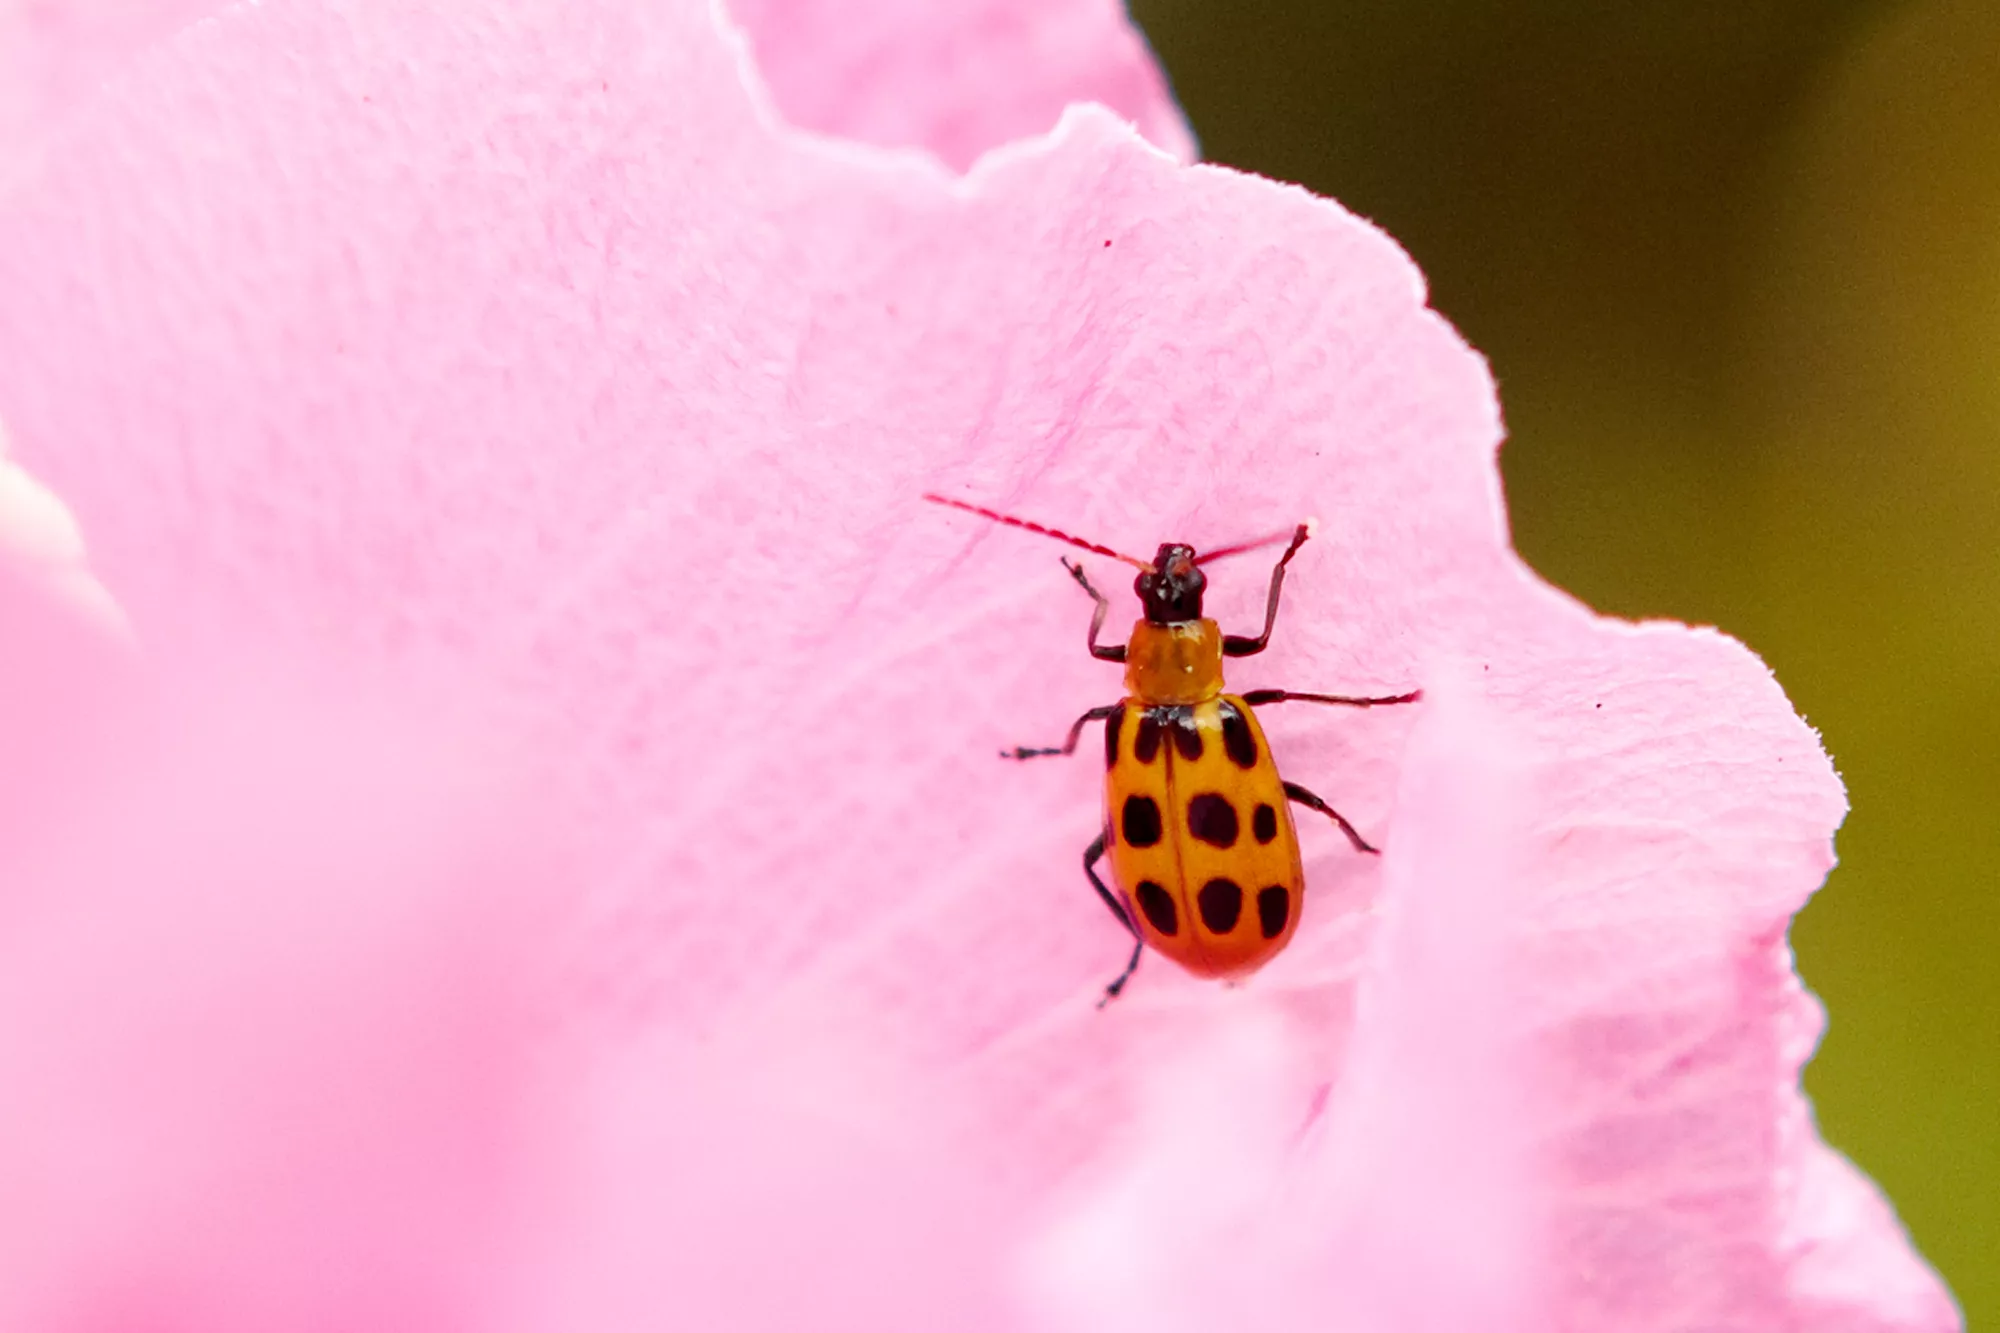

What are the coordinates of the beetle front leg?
(1222, 523, 1311, 657)
(1063, 557, 1126, 663)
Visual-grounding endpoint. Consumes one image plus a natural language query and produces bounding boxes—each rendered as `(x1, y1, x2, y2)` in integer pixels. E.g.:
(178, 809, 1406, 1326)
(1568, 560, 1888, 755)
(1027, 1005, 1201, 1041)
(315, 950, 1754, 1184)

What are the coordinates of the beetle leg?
(1283, 780, 1378, 855)
(1004, 702, 1122, 760)
(1222, 523, 1312, 657)
(1084, 832, 1144, 1006)
(1063, 557, 1127, 663)
(1240, 688, 1422, 708)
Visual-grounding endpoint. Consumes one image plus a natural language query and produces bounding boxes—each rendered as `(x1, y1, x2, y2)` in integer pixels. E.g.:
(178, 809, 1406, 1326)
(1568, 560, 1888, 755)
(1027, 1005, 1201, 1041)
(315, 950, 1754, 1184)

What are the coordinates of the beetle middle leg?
(1084, 832, 1144, 1006)
(1283, 780, 1379, 855)
(1241, 688, 1422, 709)
(1004, 702, 1122, 760)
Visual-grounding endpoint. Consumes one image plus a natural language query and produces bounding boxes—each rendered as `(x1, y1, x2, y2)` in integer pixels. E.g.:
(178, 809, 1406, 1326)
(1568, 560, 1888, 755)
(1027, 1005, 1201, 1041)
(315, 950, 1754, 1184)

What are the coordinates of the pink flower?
(0, 0, 1960, 1329)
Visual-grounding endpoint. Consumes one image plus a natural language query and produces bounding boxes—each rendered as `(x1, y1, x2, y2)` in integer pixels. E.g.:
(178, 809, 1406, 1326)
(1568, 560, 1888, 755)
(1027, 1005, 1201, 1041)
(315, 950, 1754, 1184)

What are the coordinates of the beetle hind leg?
(1099, 939, 1144, 1007)
(1283, 780, 1378, 855)
(1083, 832, 1144, 1006)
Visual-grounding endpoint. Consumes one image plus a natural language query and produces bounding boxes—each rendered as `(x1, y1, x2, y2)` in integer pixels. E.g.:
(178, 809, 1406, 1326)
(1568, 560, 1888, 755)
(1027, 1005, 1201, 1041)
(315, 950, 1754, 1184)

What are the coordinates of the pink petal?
(726, 0, 1194, 168)
(1777, 985, 1963, 1330)
(0, 0, 1957, 1328)
(0, 658, 559, 1330)
(0, 0, 221, 170)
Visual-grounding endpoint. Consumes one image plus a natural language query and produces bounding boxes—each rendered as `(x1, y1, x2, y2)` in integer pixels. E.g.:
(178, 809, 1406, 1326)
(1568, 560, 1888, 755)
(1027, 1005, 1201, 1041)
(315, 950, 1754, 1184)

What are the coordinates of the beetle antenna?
(1194, 518, 1315, 566)
(924, 493, 1152, 569)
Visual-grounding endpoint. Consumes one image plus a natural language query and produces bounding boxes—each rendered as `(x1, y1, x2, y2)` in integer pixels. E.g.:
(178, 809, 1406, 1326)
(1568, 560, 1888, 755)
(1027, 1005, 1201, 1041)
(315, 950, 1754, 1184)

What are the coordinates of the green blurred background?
(1126, 0, 1996, 1319)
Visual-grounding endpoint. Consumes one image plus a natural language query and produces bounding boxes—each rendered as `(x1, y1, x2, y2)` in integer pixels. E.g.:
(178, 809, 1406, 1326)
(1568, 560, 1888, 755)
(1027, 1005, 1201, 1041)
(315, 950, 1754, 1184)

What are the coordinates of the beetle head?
(1136, 544, 1206, 624)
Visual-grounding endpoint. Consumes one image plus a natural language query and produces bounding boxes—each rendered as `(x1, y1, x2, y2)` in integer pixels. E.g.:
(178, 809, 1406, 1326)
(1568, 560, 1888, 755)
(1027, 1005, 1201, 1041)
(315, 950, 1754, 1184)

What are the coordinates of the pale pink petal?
(533, 1029, 1025, 1331)
(1025, 680, 1542, 1333)
(0, 0, 222, 171)
(1310, 675, 1549, 1332)
(0, 438, 131, 857)
(0, 660, 558, 1331)
(725, 0, 1194, 168)
(0, 0, 1956, 1328)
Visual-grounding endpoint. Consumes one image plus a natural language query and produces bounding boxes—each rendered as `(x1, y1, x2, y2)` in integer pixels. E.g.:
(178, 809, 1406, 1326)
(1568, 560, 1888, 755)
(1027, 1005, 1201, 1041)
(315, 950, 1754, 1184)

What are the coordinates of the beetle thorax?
(1124, 619, 1224, 705)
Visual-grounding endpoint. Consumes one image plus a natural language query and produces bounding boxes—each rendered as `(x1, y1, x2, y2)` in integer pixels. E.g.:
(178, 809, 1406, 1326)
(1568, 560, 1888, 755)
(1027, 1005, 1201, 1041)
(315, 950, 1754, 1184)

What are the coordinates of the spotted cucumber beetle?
(927, 493, 1421, 1005)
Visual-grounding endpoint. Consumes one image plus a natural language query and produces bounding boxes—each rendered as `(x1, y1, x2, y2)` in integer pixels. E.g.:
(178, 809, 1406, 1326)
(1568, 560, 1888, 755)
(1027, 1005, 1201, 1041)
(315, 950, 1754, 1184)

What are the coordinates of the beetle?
(927, 493, 1421, 1005)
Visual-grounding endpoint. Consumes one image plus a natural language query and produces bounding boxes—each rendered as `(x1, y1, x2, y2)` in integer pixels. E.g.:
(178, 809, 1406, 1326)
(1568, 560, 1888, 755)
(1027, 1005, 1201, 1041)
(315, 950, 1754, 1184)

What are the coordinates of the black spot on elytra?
(1121, 795, 1163, 847)
(1187, 793, 1239, 848)
(1197, 877, 1243, 933)
(1257, 885, 1290, 939)
(1219, 701, 1258, 768)
(1136, 881, 1178, 936)
(1104, 706, 1124, 770)
(1169, 708, 1204, 761)
(1253, 803, 1279, 844)
(1133, 712, 1163, 764)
